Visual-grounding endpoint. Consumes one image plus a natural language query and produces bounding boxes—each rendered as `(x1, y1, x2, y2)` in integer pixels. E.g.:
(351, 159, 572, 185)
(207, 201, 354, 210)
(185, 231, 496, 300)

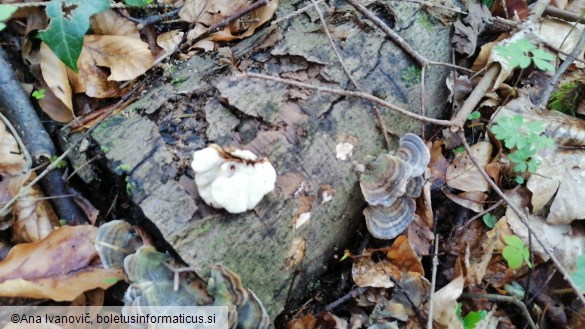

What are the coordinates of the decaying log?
(62, 0, 453, 319)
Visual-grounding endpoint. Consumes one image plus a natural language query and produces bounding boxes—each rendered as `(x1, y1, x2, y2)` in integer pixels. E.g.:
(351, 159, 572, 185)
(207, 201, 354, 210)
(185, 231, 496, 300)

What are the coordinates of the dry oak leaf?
(39, 42, 74, 121)
(90, 9, 140, 39)
(80, 35, 154, 82)
(443, 190, 488, 213)
(0, 225, 124, 300)
(0, 120, 27, 177)
(179, 0, 249, 25)
(528, 152, 585, 224)
(432, 276, 464, 329)
(446, 141, 492, 192)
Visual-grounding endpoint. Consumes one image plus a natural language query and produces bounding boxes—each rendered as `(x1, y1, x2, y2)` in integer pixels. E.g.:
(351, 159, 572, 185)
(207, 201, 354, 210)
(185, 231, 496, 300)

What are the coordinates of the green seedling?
(494, 38, 556, 71)
(457, 304, 488, 329)
(50, 155, 68, 169)
(32, 88, 46, 99)
(491, 115, 555, 183)
(467, 111, 481, 120)
(502, 234, 532, 269)
(482, 213, 497, 228)
(115, 164, 132, 174)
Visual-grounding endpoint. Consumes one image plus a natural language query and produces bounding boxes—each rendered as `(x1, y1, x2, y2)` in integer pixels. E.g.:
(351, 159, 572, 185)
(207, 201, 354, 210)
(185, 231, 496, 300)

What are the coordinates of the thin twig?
(272, 0, 326, 25)
(450, 65, 499, 132)
(346, 0, 429, 67)
(461, 293, 538, 329)
(457, 131, 585, 307)
(324, 287, 367, 311)
(543, 5, 585, 23)
(427, 234, 440, 329)
(243, 72, 456, 127)
(310, 0, 391, 150)
(136, 7, 182, 30)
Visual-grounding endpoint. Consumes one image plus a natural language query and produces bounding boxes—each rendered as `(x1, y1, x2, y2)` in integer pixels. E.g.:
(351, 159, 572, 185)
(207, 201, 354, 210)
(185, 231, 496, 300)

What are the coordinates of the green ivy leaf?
(38, 0, 109, 71)
(123, 0, 153, 7)
(0, 4, 18, 31)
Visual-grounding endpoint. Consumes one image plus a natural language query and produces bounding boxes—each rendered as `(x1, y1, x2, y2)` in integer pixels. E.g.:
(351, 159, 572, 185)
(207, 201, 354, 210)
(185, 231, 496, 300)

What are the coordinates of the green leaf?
(123, 0, 153, 7)
(0, 4, 17, 21)
(38, 0, 109, 71)
(503, 246, 523, 269)
(572, 254, 585, 292)
(454, 146, 465, 154)
(483, 213, 497, 228)
(503, 235, 530, 269)
(0, 4, 17, 31)
(463, 310, 488, 329)
(515, 176, 525, 184)
(533, 57, 555, 71)
(504, 235, 525, 249)
(532, 48, 556, 61)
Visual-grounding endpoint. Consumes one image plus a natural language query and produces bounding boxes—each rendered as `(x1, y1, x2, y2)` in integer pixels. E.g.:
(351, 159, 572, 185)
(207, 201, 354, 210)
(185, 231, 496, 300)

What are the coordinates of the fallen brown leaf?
(0, 225, 124, 300)
(446, 141, 492, 192)
(432, 276, 464, 329)
(39, 42, 74, 121)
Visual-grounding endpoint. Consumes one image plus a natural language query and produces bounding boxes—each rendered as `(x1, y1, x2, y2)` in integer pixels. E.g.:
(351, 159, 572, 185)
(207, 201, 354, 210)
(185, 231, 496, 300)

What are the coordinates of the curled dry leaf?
(90, 10, 140, 39)
(0, 225, 124, 300)
(352, 235, 424, 288)
(157, 30, 185, 54)
(443, 190, 488, 213)
(39, 42, 74, 122)
(10, 176, 59, 243)
(446, 141, 492, 192)
(537, 19, 585, 69)
(81, 35, 154, 82)
(0, 119, 27, 177)
(432, 276, 464, 329)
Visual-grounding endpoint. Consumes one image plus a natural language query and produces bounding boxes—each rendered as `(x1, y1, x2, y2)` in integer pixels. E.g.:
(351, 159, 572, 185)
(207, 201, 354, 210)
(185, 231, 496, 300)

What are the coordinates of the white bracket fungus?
(191, 144, 277, 214)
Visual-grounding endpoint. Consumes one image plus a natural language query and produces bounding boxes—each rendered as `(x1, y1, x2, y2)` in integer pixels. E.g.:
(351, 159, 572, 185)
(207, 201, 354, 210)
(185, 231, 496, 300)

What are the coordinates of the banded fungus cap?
(124, 245, 175, 283)
(208, 264, 269, 329)
(360, 154, 412, 207)
(191, 145, 277, 214)
(95, 220, 143, 269)
(394, 133, 430, 177)
(363, 197, 416, 240)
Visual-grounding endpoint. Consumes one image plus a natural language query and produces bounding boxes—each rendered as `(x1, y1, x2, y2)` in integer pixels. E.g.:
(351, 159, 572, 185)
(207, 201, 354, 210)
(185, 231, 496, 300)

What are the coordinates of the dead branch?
(0, 47, 85, 225)
(243, 72, 456, 127)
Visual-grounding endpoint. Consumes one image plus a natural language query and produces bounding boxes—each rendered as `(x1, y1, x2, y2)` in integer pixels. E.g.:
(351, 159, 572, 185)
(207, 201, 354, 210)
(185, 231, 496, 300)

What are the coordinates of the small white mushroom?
(191, 144, 277, 214)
